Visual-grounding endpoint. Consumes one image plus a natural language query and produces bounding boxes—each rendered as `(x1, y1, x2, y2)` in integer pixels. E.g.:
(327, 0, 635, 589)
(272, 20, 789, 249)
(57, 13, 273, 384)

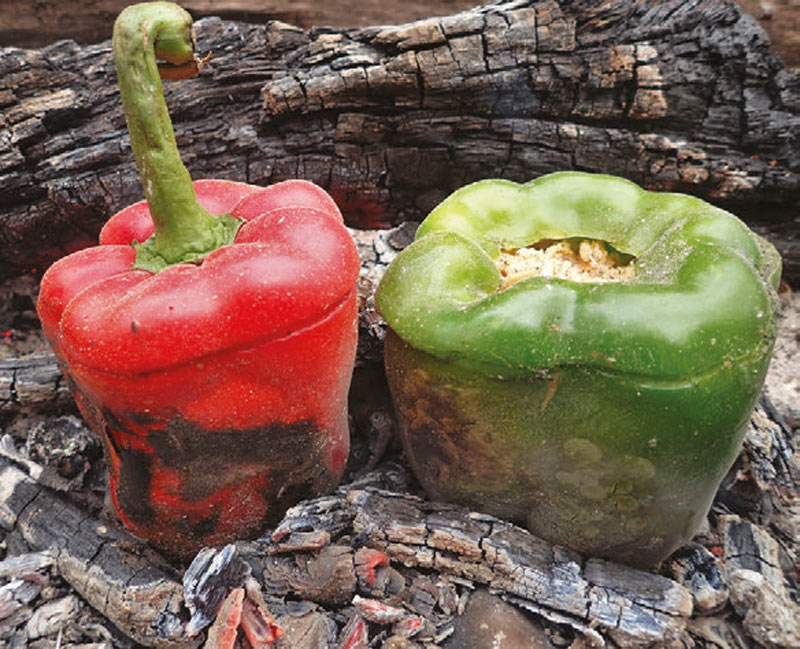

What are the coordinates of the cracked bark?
(0, 354, 72, 417)
(0, 0, 479, 49)
(1, 0, 798, 281)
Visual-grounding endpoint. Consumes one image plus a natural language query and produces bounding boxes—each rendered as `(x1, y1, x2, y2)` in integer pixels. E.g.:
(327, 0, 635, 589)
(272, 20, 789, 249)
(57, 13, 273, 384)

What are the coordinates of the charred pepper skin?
(36, 3, 359, 557)
(376, 172, 781, 569)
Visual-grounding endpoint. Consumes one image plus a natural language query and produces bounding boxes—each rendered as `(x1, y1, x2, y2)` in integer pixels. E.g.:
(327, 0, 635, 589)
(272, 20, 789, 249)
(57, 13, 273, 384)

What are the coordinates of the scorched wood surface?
(0, 0, 798, 280)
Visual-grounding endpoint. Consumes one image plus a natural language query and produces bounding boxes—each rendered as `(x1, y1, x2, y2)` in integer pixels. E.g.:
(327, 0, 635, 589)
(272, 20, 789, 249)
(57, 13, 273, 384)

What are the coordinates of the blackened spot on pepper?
(103, 407, 137, 436)
(149, 419, 320, 470)
(146, 416, 336, 535)
(85, 408, 340, 547)
(176, 509, 219, 541)
(399, 386, 476, 480)
(114, 442, 156, 526)
(101, 418, 121, 456)
(126, 409, 161, 428)
(99, 408, 157, 526)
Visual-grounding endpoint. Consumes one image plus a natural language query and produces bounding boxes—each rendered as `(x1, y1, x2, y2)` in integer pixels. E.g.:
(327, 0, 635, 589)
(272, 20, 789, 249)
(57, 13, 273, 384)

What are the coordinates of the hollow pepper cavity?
(36, 2, 360, 556)
(376, 171, 781, 568)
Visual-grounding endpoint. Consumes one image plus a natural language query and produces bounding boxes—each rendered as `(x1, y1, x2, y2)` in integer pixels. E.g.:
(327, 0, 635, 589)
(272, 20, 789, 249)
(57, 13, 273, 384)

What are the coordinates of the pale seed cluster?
(496, 239, 635, 289)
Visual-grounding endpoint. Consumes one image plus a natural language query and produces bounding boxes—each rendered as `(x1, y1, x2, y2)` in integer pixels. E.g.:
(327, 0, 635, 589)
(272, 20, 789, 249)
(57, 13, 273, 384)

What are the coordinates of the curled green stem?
(112, 2, 240, 272)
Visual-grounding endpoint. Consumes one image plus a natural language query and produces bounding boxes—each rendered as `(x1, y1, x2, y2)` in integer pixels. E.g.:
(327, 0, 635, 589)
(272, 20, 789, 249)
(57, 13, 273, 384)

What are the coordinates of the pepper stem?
(112, 2, 240, 272)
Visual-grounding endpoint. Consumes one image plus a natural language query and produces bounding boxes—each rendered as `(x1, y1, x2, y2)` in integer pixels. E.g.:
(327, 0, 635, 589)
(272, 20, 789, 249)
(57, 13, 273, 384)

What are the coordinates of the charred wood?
(0, 0, 478, 50)
(0, 353, 71, 418)
(1, 0, 799, 281)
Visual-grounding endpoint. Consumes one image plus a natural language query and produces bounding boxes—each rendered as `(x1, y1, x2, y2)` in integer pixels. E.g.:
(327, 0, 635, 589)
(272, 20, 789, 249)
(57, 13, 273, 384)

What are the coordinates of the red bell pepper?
(36, 2, 359, 556)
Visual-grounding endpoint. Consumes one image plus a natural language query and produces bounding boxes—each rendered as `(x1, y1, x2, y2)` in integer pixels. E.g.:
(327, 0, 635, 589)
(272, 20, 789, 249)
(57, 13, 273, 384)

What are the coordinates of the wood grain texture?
(0, 354, 70, 416)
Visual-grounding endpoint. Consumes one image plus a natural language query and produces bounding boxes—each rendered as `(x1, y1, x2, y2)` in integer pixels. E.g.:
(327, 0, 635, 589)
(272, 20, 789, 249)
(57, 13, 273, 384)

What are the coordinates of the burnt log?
(1, 0, 799, 281)
(3, 0, 799, 68)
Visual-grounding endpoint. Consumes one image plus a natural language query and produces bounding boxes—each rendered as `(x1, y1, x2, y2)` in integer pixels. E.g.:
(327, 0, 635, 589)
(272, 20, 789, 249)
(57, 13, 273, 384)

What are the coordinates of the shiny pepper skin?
(38, 179, 360, 556)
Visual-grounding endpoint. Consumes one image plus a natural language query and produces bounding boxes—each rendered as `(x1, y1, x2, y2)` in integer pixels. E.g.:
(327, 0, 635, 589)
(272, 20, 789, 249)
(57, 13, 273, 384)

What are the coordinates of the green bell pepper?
(376, 171, 781, 569)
